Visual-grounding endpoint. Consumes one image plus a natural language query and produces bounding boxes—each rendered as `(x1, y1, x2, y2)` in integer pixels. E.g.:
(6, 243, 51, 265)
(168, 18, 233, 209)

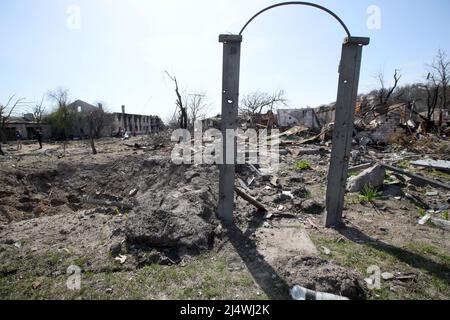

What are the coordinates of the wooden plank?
(348, 163, 374, 172)
(235, 187, 268, 212)
(382, 164, 450, 190)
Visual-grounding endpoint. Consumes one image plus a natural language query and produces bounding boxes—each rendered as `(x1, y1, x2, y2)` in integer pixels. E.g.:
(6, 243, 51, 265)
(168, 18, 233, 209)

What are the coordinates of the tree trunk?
(0, 127, 7, 144)
(0, 122, 8, 144)
(90, 137, 97, 155)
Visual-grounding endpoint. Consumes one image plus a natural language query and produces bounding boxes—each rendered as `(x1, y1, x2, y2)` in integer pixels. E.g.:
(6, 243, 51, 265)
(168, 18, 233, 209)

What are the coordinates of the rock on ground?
(347, 164, 386, 193)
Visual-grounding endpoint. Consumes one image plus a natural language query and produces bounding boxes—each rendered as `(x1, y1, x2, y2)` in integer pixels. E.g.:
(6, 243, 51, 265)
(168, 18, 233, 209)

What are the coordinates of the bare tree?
(375, 69, 402, 106)
(428, 49, 450, 131)
(47, 88, 73, 155)
(164, 71, 188, 129)
(0, 95, 26, 143)
(187, 93, 208, 127)
(419, 72, 441, 133)
(48, 88, 69, 110)
(79, 105, 113, 155)
(240, 90, 287, 127)
(87, 112, 98, 155)
(32, 96, 46, 129)
(90, 104, 113, 139)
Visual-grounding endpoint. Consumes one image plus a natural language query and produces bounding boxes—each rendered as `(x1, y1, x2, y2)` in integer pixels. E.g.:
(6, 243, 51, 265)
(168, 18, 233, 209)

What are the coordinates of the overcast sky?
(1, 0, 450, 120)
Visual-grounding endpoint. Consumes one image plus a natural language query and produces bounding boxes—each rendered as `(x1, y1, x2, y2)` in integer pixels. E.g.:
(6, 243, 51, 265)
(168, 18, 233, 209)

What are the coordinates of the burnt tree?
(165, 71, 188, 129)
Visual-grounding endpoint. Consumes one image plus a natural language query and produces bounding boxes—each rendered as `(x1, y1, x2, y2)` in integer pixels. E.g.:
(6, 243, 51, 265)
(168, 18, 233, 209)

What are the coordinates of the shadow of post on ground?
(224, 211, 291, 300)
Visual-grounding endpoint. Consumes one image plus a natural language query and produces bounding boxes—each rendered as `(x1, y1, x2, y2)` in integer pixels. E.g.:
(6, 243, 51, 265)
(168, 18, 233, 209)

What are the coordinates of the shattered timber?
(1, 1, 450, 302)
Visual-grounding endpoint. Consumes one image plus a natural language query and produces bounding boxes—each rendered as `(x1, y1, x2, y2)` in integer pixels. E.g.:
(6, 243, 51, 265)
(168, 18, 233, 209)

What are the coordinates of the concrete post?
(121, 105, 126, 131)
(218, 34, 242, 224)
(325, 36, 369, 228)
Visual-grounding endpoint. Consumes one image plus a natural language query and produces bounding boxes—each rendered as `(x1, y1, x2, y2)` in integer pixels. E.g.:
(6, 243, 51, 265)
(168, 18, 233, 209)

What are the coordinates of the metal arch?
(239, 1, 351, 38)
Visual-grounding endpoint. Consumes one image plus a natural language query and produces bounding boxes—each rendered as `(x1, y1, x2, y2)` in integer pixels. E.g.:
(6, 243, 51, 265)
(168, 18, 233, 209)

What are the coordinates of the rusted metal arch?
(239, 1, 351, 38)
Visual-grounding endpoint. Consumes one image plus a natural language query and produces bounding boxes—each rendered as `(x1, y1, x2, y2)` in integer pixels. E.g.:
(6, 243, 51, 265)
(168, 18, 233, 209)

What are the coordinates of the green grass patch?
(406, 243, 450, 267)
(310, 234, 450, 300)
(0, 255, 265, 300)
(359, 185, 383, 204)
(347, 171, 359, 178)
(428, 169, 450, 181)
(397, 160, 411, 169)
(73, 256, 91, 268)
(418, 208, 427, 218)
(295, 160, 312, 171)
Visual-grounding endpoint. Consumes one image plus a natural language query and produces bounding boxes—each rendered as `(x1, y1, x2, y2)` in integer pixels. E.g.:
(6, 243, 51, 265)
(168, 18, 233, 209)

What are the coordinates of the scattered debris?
(381, 272, 395, 281)
(382, 164, 450, 191)
(411, 159, 450, 173)
(129, 188, 139, 197)
(418, 214, 432, 225)
(282, 191, 294, 200)
(31, 280, 41, 290)
(348, 163, 374, 172)
(290, 285, 349, 300)
(235, 187, 268, 212)
(83, 197, 134, 210)
(431, 218, 450, 231)
(270, 176, 280, 187)
(114, 254, 127, 264)
(13, 241, 22, 249)
(321, 246, 331, 255)
(1, 105, 449, 301)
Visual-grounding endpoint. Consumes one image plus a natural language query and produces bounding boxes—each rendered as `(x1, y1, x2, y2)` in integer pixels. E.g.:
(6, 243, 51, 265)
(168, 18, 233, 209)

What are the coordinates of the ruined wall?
(112, 113, 163, 135)
(370, 112, 403, 143)
(4, 123, 51, 140)
(277, 105, 335, 129)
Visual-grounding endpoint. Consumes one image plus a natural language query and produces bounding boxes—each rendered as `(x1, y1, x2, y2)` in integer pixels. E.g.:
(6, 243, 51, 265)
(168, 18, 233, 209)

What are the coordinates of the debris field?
(0, 124, 449, 300)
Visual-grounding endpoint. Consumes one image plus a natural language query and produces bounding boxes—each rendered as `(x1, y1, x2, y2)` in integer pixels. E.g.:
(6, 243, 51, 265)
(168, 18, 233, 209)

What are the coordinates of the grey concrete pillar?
(121, 105, 126, 131)
(218, 34, 242, 224)
(325, 37, 369, 228)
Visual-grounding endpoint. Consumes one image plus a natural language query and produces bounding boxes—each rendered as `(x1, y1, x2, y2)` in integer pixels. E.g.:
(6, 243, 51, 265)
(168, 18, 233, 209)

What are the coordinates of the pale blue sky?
(1, 0, 449, 120)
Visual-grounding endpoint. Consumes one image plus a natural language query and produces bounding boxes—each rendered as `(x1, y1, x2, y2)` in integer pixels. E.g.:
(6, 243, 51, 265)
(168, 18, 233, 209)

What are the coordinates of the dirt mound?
(0, 155, 171, 224)
(280, 256, 367, 300)
(0, 155, 220, 276)
(126, 156, 219, 254)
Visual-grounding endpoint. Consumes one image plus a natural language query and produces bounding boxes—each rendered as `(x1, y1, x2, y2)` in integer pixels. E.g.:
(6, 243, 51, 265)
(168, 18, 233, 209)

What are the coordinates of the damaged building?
(67, 100, 164, 138)
(277, 104, 336, 130)
(2, 114, 51, 140)
(113, 105, 163, 135)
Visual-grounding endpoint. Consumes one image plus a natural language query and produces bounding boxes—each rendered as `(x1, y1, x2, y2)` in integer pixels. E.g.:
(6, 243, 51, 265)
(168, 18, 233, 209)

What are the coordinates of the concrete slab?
(256, 223, 318, 264)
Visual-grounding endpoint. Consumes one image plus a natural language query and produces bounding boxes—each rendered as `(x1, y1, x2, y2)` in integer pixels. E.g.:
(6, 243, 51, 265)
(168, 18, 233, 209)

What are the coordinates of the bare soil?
(0, 136, 449, 300)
